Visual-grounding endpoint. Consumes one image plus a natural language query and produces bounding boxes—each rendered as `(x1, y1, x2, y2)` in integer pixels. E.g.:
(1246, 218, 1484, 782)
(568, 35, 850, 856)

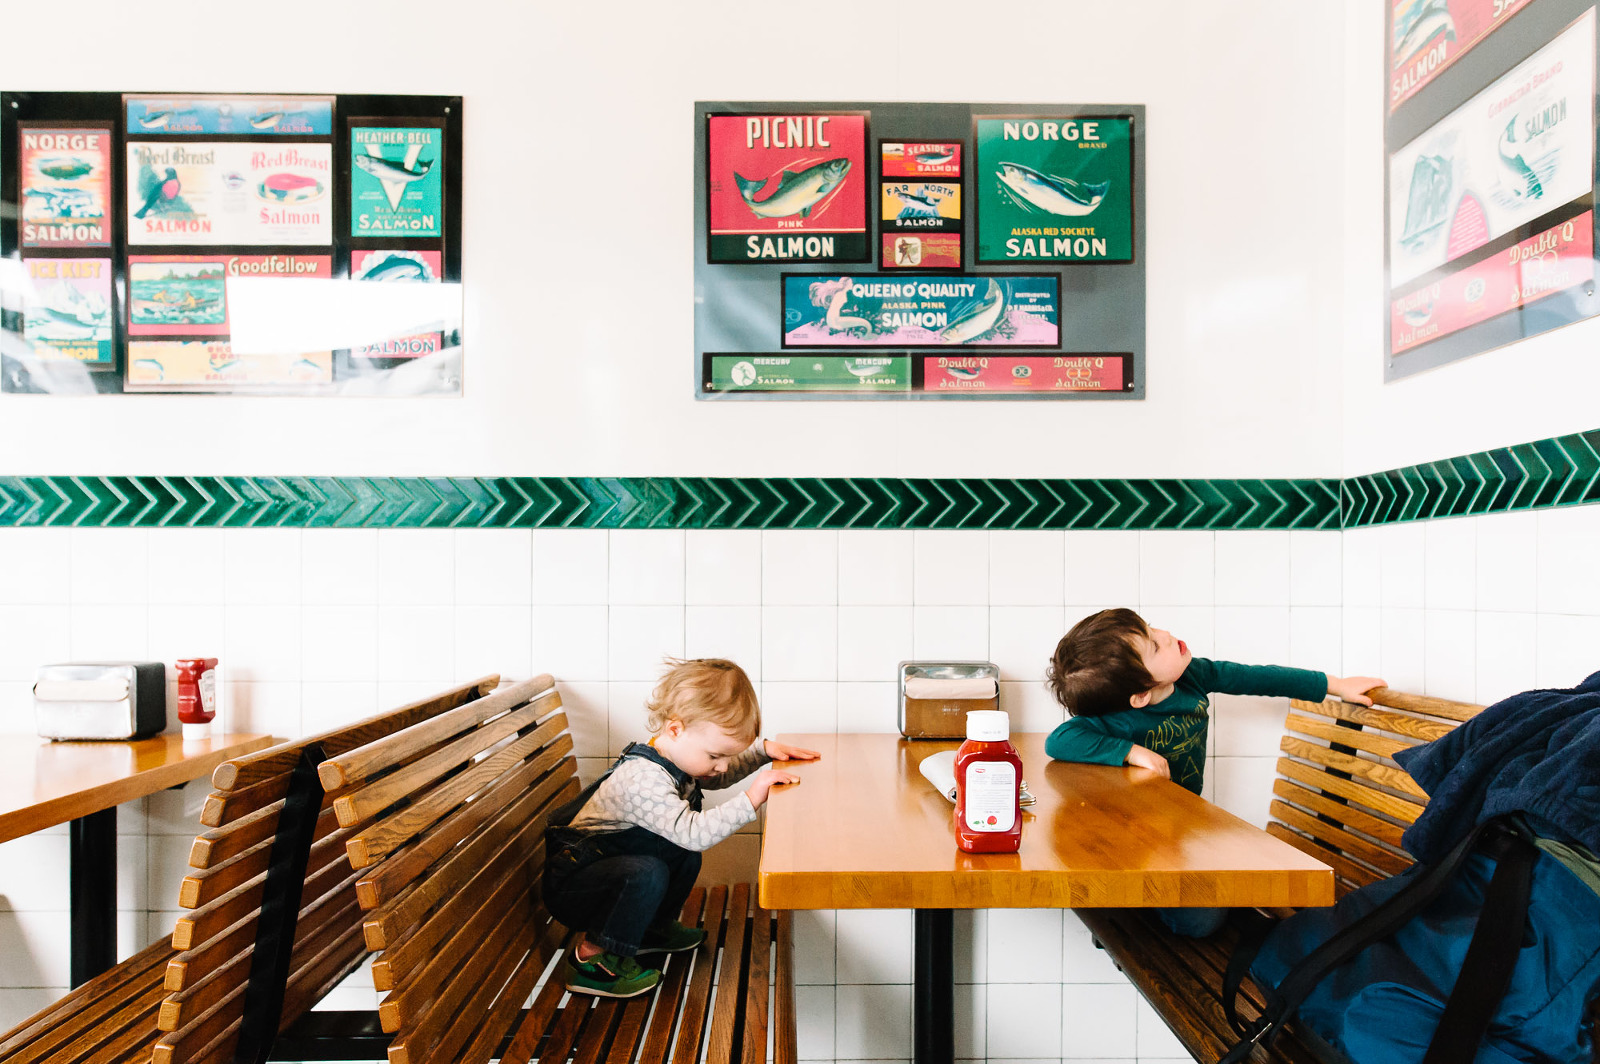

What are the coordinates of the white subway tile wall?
(0, 516, 1597, 1057)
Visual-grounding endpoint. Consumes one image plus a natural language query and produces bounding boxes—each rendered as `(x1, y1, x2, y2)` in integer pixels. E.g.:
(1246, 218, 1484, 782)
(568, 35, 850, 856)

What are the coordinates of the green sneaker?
(638, 919, 707, 955)
(562, 950, 661, 998)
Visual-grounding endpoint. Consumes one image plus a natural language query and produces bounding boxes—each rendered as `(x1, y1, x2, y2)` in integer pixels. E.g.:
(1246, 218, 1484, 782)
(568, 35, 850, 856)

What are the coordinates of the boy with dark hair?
(1044, 608, 1384, 936)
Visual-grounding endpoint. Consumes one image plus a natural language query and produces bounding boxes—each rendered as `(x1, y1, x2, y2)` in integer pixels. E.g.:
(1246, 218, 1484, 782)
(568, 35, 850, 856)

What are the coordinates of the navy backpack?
(1220, 815, 1600, 1063)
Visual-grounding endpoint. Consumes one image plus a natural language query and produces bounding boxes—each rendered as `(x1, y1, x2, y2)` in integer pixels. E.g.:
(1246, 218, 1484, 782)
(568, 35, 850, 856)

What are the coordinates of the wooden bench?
(152, 675, 501, 1064)
(1077, 687, 1487, 1063)
(318, 673, 796, 1064)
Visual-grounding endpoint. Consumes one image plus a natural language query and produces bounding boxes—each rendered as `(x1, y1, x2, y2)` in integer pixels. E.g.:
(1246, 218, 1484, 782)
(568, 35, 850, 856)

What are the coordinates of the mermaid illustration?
(808, 276, 873, 338)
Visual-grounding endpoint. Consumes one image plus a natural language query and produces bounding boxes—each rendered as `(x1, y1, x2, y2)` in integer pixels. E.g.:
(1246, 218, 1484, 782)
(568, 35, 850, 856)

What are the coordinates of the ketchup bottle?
(175, 658, 218, 741)
(954, 710, 1023, 854)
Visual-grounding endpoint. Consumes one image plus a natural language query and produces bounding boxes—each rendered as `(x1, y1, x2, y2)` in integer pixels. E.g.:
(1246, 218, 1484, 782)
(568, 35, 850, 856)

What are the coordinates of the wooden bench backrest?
(317, 674, 579, 1064)
(1269, 687, 1484, 897)
(153, 675, 502, 1064)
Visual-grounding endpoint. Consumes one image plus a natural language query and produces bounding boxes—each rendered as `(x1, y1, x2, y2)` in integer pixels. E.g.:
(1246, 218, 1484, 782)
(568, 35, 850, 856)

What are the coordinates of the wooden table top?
(759, 733, 1335, 911)
(0, 732, 277, 843)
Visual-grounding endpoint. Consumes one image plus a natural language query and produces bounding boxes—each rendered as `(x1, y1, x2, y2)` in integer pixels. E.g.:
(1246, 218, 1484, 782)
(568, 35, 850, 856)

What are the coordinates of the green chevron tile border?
(1, 429, 1592, 530)
(1341, 428, 1600, 527)
(0, 475, 1341, 530)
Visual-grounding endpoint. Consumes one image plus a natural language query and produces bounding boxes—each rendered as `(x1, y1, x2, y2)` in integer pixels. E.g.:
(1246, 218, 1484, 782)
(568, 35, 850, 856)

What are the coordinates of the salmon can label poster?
(0, 91, 461, 395)
(695, 101, 1145, 400)
(1383, 1, 1600, 379)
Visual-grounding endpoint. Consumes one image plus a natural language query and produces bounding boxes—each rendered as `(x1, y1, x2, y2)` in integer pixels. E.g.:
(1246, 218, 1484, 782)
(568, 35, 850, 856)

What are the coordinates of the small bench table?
(0, 732, 274, 985)
(759, 732, 1335, 1064)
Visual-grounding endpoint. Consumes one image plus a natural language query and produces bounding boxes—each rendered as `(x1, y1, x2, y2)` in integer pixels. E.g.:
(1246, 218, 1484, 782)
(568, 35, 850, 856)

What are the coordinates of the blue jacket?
(1395, 669, 1600, 863)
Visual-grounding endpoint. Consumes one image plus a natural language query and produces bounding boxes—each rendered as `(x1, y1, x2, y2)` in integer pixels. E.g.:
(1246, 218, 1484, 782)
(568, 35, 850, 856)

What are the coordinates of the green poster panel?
(975, 116, 1133, 264)
(350, 123, 444, 237)
(705, 354, 910, 393)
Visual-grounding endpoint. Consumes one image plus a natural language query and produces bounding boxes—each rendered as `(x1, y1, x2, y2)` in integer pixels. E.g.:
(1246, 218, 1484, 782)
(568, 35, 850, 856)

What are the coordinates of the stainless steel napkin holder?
(33, 662, 167, 740)
(897, 660, 1000, 739)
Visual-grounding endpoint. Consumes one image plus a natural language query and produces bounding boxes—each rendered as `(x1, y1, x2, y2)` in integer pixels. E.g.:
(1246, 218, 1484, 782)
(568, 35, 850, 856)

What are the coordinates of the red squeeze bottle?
(954, 710, 1023, 854)
(175, 658, 218, 741)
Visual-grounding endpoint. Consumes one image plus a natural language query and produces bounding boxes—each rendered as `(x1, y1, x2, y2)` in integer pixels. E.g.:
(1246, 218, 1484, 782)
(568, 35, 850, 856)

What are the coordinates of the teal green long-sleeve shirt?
(1044, 658, 1328, 794)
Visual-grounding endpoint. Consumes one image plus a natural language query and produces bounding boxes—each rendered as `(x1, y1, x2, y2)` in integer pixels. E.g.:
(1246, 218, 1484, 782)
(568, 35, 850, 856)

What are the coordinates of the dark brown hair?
(1046, 608, 1156, 717)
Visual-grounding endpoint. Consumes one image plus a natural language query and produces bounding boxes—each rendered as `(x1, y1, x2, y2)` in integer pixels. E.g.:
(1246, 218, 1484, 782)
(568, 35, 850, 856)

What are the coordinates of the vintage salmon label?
(23, 258, 114, 364)
(126, 142, 333, 246)
(20, 125, 113, 248)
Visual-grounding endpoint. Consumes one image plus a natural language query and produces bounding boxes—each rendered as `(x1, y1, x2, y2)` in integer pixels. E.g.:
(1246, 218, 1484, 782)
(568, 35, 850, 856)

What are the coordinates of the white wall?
(1339, 2, 1600, 476)
(0, 0, 1345, 480)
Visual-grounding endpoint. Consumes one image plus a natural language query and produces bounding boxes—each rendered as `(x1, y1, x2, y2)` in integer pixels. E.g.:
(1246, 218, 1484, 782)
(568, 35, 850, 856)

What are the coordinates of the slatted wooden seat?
(0, 938, 175, 1064)
(1077, 687, 1489, 1063)
(319, 673, 797, 1064)
(152, 675, 501, 1064)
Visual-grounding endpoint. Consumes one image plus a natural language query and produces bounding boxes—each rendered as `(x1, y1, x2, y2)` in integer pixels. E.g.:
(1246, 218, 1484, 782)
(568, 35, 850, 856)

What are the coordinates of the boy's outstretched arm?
(1045, 716, 1134, 766)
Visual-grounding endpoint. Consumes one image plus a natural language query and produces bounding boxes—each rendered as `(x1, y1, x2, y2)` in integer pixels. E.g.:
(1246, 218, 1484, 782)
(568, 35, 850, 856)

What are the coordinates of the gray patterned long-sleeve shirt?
(567, 742, 769, 852)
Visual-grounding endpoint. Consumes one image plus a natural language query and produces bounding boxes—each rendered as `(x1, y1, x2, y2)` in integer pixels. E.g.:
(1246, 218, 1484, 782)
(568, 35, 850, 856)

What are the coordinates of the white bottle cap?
(182, 722, 212, 742)
(966, 710, 1010, 742)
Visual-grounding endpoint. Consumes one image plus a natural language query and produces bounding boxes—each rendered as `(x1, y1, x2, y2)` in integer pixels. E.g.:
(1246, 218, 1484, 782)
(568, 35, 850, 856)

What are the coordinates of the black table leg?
(913, 908, 954, 1064)
(69, 807, 117, 987)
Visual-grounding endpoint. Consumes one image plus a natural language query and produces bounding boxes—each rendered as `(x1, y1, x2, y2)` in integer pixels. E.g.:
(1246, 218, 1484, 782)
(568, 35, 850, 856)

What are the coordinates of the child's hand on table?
(1328, 675, 1388, 707)
(763, 739, 821, 762)
(747, 768, 801, 808)
(1124, 744, 1170, 779)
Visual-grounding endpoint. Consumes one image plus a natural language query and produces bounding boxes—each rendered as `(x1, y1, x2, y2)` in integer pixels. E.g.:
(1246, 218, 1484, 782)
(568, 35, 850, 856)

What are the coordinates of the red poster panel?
(1391, 0, 1535, 110)
(921, 354, 1126, 394)
(706, 113, 868, 263)
(1390, 211, 1594, 354)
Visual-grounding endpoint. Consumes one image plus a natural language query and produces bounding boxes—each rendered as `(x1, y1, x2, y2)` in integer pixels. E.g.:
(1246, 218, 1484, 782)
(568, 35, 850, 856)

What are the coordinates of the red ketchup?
(954, 710, 1023, 854)
(175, 658, 218, 741)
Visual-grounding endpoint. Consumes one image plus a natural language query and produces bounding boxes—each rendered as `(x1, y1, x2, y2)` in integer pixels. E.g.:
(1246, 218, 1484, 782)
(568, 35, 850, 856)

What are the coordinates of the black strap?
(1419, 826, 1537, 1064)
(1219, 819, 1495, 1064)
(1221, 909, 1278, 1037)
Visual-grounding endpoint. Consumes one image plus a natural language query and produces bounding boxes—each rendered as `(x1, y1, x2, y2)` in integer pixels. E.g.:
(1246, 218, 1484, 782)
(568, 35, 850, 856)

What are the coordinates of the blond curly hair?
(645, 658, 760, 741)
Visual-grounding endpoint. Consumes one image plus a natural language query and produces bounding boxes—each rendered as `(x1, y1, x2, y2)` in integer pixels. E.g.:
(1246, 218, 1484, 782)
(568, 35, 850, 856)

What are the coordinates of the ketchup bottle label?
(962, 762, 1017, 832)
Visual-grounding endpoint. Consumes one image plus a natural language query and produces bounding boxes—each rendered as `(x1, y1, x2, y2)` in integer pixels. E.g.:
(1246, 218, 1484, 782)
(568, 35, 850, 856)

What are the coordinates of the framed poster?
(695, 100, 1145, 401)
(1384, 0, 1600, 380)
(705, 111, 869, 263)
(0, 90, 463, 396)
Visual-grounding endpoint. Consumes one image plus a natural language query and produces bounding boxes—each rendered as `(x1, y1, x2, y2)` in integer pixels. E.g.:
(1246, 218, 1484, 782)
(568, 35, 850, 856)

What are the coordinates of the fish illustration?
(250, 111, 284, 129)
(1497, 118, 1544, 200)
(135, 168, 182, 219)
(996, 162, 1107, 216)
(940, 279, 1005, 344)
(733, 158, 851, 219)
(1398, 153, 1452, 245)
(1394, 0, 1456, 65)
(354, 153, 434, 185)
(37, 157, 93, 180)
(1402, 303, 1433, 327)
(258, 173, 323, 203)
(131, 359, 164, 380)
(357, 254, 431, 282)
(137, 111, 173, 129)
(290, 358, 326, 380)
(914, 148, 955, 165)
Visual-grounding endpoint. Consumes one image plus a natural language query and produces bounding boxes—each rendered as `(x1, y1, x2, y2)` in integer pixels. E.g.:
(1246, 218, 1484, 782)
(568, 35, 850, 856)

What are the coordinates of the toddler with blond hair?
(543, 658, 818, 998)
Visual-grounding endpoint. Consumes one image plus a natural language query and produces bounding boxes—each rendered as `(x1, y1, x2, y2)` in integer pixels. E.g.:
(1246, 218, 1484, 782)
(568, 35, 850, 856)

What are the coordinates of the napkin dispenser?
(33, 662, 167, 740)
(898, 660, 1000, 739)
